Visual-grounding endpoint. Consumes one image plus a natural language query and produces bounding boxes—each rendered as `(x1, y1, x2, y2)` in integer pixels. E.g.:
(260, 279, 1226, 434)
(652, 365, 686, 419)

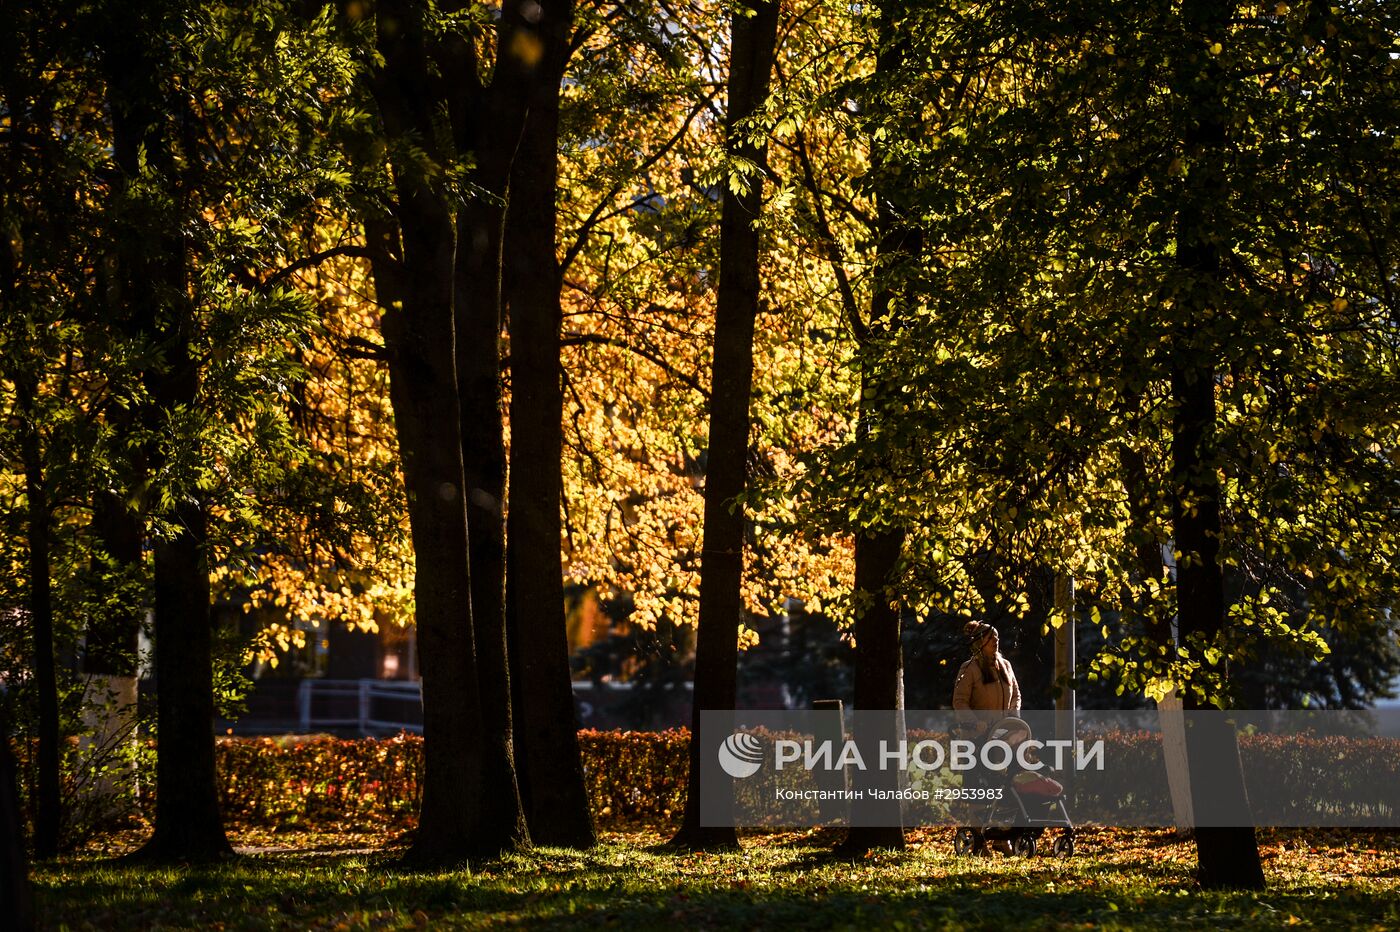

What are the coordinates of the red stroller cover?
(1013, 771, 1064, 798)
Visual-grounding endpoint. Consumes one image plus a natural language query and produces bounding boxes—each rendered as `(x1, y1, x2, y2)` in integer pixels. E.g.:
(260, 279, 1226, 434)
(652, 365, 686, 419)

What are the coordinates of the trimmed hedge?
(217, 733, 423, 825)
(214, 730, 691, 827)
(208, 728, 1400, 829)
(577, 729, 689, 823)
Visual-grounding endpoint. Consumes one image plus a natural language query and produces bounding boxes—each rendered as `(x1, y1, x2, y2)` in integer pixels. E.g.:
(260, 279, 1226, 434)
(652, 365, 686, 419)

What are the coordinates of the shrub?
(212, 729, 693, 828)
(15, 727, 1399, 833)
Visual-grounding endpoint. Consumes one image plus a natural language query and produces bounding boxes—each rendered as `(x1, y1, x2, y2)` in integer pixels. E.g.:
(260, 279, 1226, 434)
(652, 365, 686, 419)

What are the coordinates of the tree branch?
(560, 95, 714, 275)
(793, 124, 868, 344)
(258, 245, 382, 295)
(552, 332, 710, 399)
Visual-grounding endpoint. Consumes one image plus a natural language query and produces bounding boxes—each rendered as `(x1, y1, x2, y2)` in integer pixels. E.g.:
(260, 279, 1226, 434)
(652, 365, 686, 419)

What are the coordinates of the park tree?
(95, 0, 235, 859)
(812, 0, 1400, 888)
(354, 0, 680, 859)
(3, 0, 368, 859)
(670, 0, 781, 850)
(540, 0, 872, 702)
(824, 0, 940, 855)
(548, 0, 848, 746)
(356, 0, 531, 862)
(499, 0, 597, 849)
(95, 0, 366, 861)
(0, 0, 101, 855)
(0, 0, 372, 861)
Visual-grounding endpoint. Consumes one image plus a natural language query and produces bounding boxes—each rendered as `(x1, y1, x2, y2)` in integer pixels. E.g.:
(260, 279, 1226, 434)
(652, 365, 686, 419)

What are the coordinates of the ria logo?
(717, 732, 764, 779)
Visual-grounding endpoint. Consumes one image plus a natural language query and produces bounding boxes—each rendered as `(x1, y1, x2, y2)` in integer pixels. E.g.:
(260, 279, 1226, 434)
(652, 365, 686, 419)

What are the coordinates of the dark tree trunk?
(99, 7, 230, 861)
(84, 492, 143, 679)
(1170, 356, 1264, 890)
(15, 377, 61, 859)
(0, 703, 35, 930)
(1170, 0, 1264, 892)
(454, 203, 519, 855)
(446, 3, 528, 859)
(143, 500, 230, 860)
(371, 0, 528, 862)
(834, 2, 918, 853)
(138, 250, 229, 863)
(382, 228, 497, 861)
(836, 526, 906, 854)
(671, 0, 781, 850)
(1, 59, 63, 863)
(497, 0, 595, 849)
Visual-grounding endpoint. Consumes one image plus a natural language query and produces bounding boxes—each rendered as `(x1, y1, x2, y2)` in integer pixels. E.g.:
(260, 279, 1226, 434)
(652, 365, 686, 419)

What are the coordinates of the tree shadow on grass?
(518, 883, 1400, 930)
(35, 847, 1400, 930)
(771, 846, 917, 874)
(36, 855, 526, 927)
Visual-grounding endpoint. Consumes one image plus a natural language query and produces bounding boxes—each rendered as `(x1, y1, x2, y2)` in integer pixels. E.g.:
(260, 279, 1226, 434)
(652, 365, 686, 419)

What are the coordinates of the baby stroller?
(951, 716, 1076, 858)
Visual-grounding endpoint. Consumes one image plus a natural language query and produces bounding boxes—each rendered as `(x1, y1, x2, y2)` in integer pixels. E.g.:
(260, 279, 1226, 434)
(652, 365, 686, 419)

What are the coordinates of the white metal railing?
(292, 677, 699, 735)
(295, 679, 424, 735)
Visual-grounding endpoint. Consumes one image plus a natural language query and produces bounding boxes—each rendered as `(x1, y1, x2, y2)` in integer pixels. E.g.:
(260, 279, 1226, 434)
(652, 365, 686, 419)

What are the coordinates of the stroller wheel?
(1053, 834, 1075, 858)
(1013, 834, 1037, 858)
(953, 828, 979, 857)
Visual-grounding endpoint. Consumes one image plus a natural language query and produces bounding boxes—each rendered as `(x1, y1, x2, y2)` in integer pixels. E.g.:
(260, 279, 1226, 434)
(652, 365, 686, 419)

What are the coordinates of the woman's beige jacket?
(952, 655, 1021, 715)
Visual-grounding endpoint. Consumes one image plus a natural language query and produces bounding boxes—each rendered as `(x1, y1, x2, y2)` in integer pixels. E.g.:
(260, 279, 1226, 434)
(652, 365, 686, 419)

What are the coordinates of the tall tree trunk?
(834, 201, 914, 858)
(144, 501, 229, 860)
(15, 377, 61, 859)
(1170, 353, 1263, 889)
(455, 202, 519, 855)
(834, 1, 919, 853)
(101, 3, 231, 862)
(1170, 0, 1264, 891)
(446, 2, 525, 859)
(498, 0, 595, 849)
(139, 239, 229, 862)
(0, 703, 35, 930)
(790, 0, 919, 854)
(671, 0, 781, 850)
(836, 526, 906, 854)
(1, 54, 63, 864)
(371, 0, 528, 862)
(135, 278, 229, 861)
(382, 220, 494, 861)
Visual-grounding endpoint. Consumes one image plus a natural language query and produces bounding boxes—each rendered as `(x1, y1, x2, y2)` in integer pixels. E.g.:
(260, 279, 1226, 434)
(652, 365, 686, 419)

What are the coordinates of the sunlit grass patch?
(33, 827, 1400, 930)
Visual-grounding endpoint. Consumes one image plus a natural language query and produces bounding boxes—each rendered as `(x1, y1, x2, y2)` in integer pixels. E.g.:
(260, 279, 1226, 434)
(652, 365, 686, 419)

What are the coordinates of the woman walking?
(952, 620, 1021, 720)
(951, 620, 1022, 854)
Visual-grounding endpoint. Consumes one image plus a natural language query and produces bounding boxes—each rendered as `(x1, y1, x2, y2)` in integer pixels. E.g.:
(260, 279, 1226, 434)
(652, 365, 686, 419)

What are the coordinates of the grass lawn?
(33, 826, 1400, 930)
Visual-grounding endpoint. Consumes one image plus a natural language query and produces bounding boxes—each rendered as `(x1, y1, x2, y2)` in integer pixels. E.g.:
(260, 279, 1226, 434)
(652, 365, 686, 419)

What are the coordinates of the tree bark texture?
(441, 0, 528, 856)
(1171, 0, 1265, 891)
(144, 501, 229, 860)
(372, 0, 528, 862)
(835, 2, 918, 854)
(497, 0, 596, 849)
(837, 526, 907, 854)
(0, 703, 35, 930)
(140, 250, 228, 862)
(101, 5, 230, 861)
(672, 0, 781, 850)
(15, 377, 61, 859)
